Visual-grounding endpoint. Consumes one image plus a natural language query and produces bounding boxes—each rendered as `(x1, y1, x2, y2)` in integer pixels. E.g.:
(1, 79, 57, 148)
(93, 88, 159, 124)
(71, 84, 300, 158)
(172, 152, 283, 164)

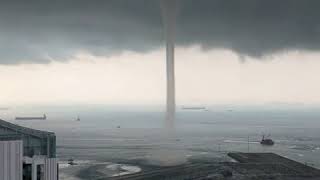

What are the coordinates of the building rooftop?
(0, 118, 56, 158)
(0, 134, 22, 141)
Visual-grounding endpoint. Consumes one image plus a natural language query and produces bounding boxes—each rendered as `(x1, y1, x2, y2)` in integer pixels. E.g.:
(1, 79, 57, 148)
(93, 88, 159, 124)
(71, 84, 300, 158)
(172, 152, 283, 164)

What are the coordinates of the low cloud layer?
(1, 0, 320, 64)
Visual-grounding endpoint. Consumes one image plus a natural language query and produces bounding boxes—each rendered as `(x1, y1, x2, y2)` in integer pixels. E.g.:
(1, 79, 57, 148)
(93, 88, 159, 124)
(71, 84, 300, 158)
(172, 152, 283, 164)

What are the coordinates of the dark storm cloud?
(1, 0, 320, 64)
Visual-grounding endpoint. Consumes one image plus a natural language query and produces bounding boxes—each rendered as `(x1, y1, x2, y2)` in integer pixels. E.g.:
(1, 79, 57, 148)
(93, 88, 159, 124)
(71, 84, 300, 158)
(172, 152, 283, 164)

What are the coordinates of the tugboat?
(68, 158, 77, 165)
(260, 135, 274, 146)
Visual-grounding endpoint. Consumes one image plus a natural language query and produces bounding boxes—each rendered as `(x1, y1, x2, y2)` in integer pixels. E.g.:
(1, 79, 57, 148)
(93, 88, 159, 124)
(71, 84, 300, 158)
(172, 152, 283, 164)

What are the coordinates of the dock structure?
(0, 119, 58, 180)
(106, 153, 320, 180)
(227, 153, 320, 179)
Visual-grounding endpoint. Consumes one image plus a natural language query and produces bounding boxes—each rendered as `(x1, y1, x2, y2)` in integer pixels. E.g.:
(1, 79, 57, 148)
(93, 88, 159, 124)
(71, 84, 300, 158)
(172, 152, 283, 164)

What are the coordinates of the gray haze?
(1, 0, 320, 64)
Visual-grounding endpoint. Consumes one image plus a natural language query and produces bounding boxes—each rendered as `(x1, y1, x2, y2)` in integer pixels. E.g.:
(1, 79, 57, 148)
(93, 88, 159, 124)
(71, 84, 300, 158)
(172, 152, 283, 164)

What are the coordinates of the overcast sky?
(1, 0, 320, 106)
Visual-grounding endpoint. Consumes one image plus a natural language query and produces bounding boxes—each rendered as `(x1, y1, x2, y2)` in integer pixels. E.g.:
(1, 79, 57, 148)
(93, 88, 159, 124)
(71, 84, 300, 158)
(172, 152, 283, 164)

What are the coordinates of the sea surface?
(1, 105, 320, 179)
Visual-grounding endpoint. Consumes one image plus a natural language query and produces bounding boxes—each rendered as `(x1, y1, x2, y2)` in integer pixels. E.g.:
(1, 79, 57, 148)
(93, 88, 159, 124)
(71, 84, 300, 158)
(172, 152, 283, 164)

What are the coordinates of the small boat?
(68, 158, 77, 165)
(76, 116, 80, 121)
(260, 135, 274, 146)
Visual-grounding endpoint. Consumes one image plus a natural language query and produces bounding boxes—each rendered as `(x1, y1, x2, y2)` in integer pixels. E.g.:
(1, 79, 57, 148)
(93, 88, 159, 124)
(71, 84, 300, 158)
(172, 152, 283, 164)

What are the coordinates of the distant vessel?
(260, 135, 274, 146)
(182, 106, 206, 110)
(15, 114, 46, 120)
(76, 116, 80, 121)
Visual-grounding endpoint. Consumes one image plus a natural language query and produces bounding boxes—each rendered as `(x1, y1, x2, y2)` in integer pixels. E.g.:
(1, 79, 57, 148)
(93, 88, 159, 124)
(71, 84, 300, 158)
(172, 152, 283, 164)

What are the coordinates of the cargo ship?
(181, 106, 206, 110)
(15, 114, 47, 120)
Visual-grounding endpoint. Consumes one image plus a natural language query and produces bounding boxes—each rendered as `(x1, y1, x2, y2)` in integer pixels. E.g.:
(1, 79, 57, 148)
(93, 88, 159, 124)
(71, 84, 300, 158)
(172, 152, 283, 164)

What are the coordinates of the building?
(0, 136, 23, 180)
(0, 119, 58, 180)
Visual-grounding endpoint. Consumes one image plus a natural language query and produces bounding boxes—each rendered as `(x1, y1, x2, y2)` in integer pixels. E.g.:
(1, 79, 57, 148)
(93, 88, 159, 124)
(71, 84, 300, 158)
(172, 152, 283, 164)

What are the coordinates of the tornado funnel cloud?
(161, 0, 178, 131)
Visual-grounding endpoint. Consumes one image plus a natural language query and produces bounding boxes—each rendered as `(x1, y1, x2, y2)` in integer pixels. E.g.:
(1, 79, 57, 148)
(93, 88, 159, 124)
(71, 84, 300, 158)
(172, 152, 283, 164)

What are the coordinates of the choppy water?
(1, 105, 320, 179)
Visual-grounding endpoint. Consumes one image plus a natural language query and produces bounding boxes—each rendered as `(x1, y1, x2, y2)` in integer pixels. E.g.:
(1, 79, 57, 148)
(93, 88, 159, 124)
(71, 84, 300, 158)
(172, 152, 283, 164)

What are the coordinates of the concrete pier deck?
(103, 153, 320, 180)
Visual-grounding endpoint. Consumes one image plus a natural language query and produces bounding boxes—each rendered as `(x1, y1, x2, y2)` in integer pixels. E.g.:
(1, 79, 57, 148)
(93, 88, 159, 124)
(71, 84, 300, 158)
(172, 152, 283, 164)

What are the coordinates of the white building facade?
(0, 139, 58, 180)
(0, 119, 58, 180)
(0, 140, 23, 180)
